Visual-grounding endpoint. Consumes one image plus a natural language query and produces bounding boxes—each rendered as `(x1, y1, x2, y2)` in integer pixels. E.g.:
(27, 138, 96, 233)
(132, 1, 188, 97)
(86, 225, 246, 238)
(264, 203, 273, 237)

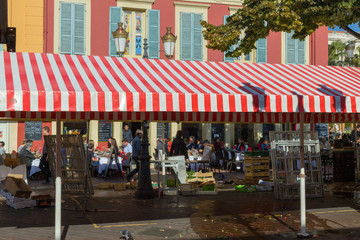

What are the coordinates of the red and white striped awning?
(1, 52, 360, 123)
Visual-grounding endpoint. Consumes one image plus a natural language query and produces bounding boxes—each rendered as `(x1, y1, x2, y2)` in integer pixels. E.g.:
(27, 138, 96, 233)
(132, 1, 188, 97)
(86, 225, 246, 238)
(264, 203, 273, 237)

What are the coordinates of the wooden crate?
(245, 156, 270, 181)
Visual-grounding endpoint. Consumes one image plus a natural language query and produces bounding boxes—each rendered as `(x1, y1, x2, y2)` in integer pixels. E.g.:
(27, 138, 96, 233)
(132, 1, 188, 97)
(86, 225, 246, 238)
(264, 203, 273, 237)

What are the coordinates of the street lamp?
(112, 22, 128, 57)
(161, 27, 177, 59)
(345, 41, 355, 65)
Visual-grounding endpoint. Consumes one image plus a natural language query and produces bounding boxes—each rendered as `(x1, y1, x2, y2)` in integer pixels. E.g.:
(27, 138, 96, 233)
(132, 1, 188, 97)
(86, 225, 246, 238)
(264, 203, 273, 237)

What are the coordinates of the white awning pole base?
(55, 176, 62, 240)
(297, 167, 309, 238)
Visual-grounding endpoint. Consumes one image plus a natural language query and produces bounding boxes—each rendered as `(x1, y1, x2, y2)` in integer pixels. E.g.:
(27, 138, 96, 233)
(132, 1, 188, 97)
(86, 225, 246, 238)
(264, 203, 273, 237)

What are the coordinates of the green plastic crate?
(202, 185, 215, 191)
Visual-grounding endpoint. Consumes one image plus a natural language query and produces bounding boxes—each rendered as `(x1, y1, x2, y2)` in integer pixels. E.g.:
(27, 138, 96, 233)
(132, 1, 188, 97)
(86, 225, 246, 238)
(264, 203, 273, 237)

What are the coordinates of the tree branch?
(344, 26, 360, 39)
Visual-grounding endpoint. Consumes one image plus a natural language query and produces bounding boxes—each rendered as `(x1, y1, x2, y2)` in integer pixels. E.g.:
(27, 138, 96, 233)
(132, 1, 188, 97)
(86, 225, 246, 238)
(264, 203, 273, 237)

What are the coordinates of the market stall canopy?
(1, 51, 360, 123)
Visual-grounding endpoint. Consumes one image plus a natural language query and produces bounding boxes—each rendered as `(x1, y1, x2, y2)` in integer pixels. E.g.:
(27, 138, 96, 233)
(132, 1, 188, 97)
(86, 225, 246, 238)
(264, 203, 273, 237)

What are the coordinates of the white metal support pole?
(298, 112, 309, 238)
(162, 122, 165, 159)
(55, 112, 62, 240)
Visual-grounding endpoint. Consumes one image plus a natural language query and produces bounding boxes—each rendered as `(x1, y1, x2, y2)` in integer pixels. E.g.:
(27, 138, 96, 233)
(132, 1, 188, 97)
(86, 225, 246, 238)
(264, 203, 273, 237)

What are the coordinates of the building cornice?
(174, 1, 210, 8)
(177, 0, 243, 5)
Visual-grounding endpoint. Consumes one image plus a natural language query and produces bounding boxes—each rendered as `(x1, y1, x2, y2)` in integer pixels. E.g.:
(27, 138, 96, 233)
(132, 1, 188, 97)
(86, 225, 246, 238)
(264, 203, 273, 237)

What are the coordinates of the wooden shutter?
(286, 32, 296, 64)
(73, 3, 86, 55)
(193, 13, 203, 61)
(256, 38, 267, 63)
(109, 7, 122, 56)
(148, 9, 160, 59)
(59, 2, 72, 54)
(223, 15, 234, 63)
(297, 39, 305, 64)
(180, 12, 192, 60)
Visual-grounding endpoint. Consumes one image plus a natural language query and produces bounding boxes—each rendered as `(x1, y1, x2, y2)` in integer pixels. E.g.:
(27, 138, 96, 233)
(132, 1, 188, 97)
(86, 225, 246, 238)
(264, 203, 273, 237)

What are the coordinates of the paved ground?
(1, 184, 360, 240)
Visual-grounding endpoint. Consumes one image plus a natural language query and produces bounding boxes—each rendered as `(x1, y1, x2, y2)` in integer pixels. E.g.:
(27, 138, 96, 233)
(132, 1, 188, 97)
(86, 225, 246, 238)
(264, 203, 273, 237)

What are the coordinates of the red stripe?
(330, 97, 335, 112)
(351, 97, 357, 113)
(126, 92, 133, 111)
(265, 95, 271, 112)
(16, 53, 31, 111)
(340, 96, 346, 112)
(179, 93, 185, 112)
(204, 112, 209, 122)
(166, 93, 173, 112)
(308, 96, 315, 113)
(4, 53, 15, 111)
(229, 94, 235, 112)
(152, 92, 159, 112)
(241, 95, 247, 112)
(276, 95, 282, 112)
(191, 93, 198, 112)
(99, 57, 129, 92)
(145, 112, 150, 121)
(217, 94, 223, 112)
(253, 95, 259, 112)
(204, 94, 211, 112)
(139, 93, 146, 112)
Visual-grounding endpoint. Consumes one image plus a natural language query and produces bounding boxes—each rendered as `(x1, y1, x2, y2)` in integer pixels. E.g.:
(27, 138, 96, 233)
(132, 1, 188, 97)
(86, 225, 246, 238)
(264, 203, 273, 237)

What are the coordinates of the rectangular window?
(256, 38, 267, 63)
(60, 2, 85, 55)
(109, 7, 122, 56)
(180, 12, 203, 61)
(123, 11, 144, 56)
(286, 32, 305, 64)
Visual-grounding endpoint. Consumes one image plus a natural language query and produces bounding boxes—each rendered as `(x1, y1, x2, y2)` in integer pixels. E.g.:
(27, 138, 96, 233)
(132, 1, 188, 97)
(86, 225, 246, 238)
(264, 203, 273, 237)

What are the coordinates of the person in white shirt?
(122, 139, 133, 154)
(320, 136, 330, 150)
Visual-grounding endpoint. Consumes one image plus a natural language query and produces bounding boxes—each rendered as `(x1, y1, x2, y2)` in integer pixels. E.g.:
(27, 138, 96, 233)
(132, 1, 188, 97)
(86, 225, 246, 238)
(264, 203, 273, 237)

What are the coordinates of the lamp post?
(161, 27, 177, 59)
(345, 41, 355, 66)
(112, 22, 128, 57)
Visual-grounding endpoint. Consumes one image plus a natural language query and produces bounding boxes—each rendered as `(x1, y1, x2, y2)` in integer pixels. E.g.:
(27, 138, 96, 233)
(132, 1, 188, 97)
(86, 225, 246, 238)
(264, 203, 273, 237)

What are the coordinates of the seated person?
(19, 140, 35, 178)
(319, 136, 330, 150)
(187, 136, 199, 151)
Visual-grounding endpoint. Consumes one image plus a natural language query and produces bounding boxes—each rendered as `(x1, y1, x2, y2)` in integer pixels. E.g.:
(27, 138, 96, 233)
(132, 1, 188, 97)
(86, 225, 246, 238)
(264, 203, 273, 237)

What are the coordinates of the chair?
(227, 151, 237, 172)
(209, 151, 221, 174)
(223, 150, 229, 170)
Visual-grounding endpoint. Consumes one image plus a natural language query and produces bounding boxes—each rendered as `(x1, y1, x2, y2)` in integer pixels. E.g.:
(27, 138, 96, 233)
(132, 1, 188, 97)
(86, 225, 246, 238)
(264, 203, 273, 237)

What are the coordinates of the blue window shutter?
(256, 38, 267, 63)
(73, 3, 85, 55)
(223, 15, 234, 62)
(148, 9, 160, 59)
(193, 13, 203, 61)
(180, 12, 192, 60)
(60, 2, 72, 54)
(297, 39, 305, 64)
(286, 32, 296, 64)
(109, 7, 122, 56)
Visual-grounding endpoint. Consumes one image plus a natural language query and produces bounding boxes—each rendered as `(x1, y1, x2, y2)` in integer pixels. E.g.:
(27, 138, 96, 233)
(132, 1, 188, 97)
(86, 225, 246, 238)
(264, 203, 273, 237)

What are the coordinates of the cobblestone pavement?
(1, 187, 360, 239)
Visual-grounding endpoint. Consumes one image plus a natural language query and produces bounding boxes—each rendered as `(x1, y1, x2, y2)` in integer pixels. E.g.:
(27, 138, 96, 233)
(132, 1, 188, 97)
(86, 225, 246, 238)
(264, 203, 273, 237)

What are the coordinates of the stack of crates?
(244, 156, 270, 183)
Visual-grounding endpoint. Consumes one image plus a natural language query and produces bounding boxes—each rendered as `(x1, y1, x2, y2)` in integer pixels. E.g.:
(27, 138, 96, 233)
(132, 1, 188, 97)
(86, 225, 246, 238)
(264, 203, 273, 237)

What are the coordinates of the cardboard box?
(4, 175, 32, 198)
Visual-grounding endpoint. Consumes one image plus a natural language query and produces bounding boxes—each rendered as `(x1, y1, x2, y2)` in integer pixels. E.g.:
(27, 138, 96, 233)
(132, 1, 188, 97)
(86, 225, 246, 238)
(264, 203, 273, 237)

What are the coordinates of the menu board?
(211, 124, 225, 141)
(25, 121, 42, 141)
(316, 123, 329, 140)
(98, 121, 113, 142)
(157, 122, 171, 139)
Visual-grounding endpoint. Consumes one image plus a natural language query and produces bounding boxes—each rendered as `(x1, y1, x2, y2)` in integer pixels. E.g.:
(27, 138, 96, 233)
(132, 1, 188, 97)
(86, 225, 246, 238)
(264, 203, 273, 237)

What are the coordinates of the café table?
(98, 157, 123, 175)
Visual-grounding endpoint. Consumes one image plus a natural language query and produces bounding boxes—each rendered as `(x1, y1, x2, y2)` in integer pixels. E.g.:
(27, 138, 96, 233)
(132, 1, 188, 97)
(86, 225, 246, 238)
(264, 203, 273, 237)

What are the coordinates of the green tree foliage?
(328, 41, 346, 65)
(201, 0, 360, 57)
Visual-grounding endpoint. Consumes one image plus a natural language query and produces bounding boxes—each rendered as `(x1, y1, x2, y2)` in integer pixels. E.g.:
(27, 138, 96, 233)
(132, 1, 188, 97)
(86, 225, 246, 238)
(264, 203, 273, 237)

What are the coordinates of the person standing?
(127, 129, 143, 181)
(169, 130, 188, 159)
(0, 141, 5, 165)
(351, 125, 360, 144)
(18, 140, 26, 153)
(122, 123, 133, 144)
(39, 126, 51, 183)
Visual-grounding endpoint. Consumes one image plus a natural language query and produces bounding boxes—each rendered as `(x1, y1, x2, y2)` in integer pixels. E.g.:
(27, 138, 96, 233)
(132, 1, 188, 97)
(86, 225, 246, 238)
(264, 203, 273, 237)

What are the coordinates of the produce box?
(166, 179, 177, 187)
(202, 184, 215, 191)
(4, 175, 32, 198)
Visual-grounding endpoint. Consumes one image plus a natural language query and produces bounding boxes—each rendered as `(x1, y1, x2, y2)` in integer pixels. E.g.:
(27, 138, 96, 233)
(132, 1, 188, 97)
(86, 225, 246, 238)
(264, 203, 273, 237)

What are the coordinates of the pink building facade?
(43, 0, 328, 65)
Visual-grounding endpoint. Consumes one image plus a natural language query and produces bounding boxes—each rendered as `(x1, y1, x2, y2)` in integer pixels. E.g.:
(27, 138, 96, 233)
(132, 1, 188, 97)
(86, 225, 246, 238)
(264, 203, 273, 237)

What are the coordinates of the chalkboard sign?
(316, 123, 329, 140)
(98, 121, 113, 142)
(25, 121, 42, 141)
(211, 124, 225, 141)
(157, 122, 171, 139)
